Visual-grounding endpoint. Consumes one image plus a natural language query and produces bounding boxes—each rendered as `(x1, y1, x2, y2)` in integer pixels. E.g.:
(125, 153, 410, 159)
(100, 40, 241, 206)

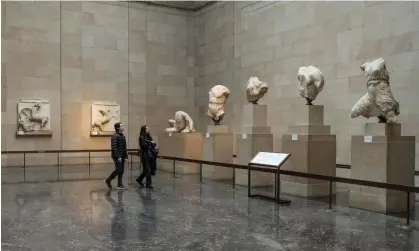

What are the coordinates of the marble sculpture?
(297, 65, 325, 105)
(91, 102, 120, 133)
(166, 111, 196, 133)
(17, 99, 51, 133)
(350, 57, 399, 123)
(207, 85, 230, 125)
(246, 76, 268, 104)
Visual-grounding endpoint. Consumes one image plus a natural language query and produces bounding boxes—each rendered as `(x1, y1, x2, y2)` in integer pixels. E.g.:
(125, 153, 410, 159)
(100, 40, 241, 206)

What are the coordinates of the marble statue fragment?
(91, 102, 120, 135)
(166, 111, 196, 133)
(297, 66, 325, 105)
(207, 85, 230, 125)
(350, 57, 399, 123)
(17, 99, 51, 133)
(246, 77, 268, 104)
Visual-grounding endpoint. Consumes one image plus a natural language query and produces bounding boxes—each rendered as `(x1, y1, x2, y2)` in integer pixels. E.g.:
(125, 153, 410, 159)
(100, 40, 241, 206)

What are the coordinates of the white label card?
(205, 133, 210, 138)
(364, 135, 372, 143)
(91, 131, 98, 135)
(250, 152, 290, 167)
(291, 134, 298, 141)
(17, 131, 24, 135)
(242, 134, 247, 139)
(169, 132, 172, 137)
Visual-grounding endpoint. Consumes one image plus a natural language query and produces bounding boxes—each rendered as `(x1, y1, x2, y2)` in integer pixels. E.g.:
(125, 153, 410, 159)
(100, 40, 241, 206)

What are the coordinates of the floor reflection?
(136, 188, 157, 241)
(105, 190, 127, 250)
(1, 172, 419, 251)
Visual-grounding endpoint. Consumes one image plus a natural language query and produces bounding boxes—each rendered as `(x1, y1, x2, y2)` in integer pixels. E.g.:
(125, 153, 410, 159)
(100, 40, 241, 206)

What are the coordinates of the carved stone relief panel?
(90, 102, 120, 136)
(17, 99, 52, 136)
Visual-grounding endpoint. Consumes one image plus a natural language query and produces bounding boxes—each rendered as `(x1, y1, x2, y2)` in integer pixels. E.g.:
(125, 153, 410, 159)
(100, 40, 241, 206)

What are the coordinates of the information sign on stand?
(248, 151, 291, 205)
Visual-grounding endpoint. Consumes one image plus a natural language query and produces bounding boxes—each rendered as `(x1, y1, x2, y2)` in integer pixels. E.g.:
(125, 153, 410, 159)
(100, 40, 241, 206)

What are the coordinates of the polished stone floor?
(2, 171, 419, 251)
(1, 163, 139, 184)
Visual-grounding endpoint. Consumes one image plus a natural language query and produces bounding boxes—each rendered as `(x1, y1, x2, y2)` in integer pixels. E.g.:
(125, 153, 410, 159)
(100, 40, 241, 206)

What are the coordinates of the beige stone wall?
(3, 1, 419, 171)
(194, 1, 419, 170)
(194, 3, 236, 131)
(1, 1, 191, 166)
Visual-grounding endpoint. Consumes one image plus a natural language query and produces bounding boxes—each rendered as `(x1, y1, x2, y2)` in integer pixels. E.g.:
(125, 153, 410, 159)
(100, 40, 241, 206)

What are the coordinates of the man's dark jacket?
(111, 132, 128, 160)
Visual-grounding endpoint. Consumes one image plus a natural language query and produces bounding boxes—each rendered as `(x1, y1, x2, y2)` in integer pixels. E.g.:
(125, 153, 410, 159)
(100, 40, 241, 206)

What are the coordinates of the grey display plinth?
(236, 104, 274, 187)
(158, 132, 203, 174)
(202, 125, 234, 180)
(281, 105, 337, 197)
(350, 123, 415, 213)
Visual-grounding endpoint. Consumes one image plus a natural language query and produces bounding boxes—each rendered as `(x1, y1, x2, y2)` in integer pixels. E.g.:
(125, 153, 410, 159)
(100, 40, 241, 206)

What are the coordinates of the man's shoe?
(136, 179, 144, 188)
(146, 185, 154, 189)
(104, 179, 112, 189)
(116, 185, 128, 190)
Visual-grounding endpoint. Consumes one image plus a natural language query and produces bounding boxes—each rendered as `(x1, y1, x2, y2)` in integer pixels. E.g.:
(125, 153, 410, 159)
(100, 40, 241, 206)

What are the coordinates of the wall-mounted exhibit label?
(169, 132, 172, 137)
(291, 134, 298, 140)
(242, 134, 247, 139)
(250, 152, 291, 167)
(364, 135, 372, 143)
(205, 133, 210, 138)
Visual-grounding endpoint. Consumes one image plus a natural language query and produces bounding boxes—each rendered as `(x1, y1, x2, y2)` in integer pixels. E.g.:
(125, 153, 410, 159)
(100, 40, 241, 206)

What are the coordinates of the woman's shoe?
(136, 179, 144, 188)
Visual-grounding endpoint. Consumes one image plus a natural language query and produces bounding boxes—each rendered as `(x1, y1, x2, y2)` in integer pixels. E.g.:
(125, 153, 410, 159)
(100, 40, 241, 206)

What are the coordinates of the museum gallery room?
(2, 0, 419, 250)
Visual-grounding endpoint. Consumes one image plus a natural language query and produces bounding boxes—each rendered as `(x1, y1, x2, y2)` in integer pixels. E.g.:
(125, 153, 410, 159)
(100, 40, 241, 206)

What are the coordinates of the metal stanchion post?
(130, 154, 133, 184)
(274, 172, 278, 203)
(407, 191, 411, 225)
(172, 159, 176, 178)
(276, 167, 280, 204)
(247, 165, 251, 197)
(88, 151, 91, 179)
(232, 165, 235, 188)
(329, 180, 333, 210)
(23, 153, 26, 182)
(199, 163, 202, 183)
(57, 152, 60, 181)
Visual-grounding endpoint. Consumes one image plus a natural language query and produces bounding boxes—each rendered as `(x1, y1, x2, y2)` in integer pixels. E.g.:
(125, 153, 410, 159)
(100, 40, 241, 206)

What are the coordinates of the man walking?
(105, 122, 128, 190)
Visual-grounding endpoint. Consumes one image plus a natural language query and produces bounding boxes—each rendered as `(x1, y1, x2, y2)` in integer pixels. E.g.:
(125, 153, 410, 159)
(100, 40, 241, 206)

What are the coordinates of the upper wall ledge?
(91, 1, 216, 16)
(136, 1, 216, 12)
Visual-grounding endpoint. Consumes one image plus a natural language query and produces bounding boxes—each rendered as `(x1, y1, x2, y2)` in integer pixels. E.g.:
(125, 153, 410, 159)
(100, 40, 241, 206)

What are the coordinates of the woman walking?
(136, 125, 156, 189)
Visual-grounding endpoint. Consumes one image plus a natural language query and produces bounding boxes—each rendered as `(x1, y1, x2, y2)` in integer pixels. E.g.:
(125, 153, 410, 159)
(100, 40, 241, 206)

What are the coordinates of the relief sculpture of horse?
(91, 109, 117, 132)
(18, 102, 49, 132)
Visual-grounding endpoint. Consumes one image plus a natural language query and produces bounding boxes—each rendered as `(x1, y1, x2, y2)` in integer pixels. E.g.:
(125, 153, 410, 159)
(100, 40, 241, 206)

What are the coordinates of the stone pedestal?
(207, 125, 228, 134)
(235, 104, 274, 187)
(242, 104, 271, 134)
(158, 132, 203, 173)
(349, 123, 415, 213)
(202, 125, 234, 180)
(281, 105, 336, 197)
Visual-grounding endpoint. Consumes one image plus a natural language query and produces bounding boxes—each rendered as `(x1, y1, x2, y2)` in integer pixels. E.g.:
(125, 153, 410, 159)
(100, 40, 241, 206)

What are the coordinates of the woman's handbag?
(148, 147, 159, 159)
